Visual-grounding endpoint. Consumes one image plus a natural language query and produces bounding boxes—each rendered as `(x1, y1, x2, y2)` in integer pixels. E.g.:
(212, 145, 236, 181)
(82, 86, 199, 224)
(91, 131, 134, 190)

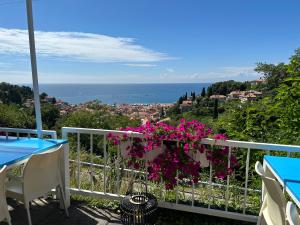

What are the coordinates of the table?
(264, 155, 300, 207)
(0, 136, 70, 208)
(0, 136, 67, 168)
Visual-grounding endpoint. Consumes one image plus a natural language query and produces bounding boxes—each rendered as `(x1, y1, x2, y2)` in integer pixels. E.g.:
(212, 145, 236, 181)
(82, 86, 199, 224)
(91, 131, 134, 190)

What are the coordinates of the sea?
(36, 83, 210, 104)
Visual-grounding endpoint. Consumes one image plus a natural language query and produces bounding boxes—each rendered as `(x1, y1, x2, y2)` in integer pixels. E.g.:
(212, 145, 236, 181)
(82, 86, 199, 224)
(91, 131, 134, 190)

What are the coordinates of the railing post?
(243, 148, 251, 214)
(62, 129, 70, 208)
(225, 147, 232, 211)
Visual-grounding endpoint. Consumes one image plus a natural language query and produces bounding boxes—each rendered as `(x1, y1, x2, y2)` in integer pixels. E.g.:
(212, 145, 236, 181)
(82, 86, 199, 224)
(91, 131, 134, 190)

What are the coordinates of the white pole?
(26, 0, 43, 138)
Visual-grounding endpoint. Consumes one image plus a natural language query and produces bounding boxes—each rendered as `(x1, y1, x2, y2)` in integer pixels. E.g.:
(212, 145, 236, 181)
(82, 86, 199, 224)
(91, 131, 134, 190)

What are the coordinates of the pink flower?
(183, 143, 189, 153)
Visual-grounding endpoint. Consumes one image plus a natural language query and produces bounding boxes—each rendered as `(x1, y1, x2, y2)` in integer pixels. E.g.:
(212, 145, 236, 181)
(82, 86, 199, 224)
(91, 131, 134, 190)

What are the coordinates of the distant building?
(180, 100, 193, 113)
(24, 99, 34, 107)
(209, 95, 226, 102)
(227, 91, 244, 100)
(250, 78, 266, 87)
(227, 90, 262, 102)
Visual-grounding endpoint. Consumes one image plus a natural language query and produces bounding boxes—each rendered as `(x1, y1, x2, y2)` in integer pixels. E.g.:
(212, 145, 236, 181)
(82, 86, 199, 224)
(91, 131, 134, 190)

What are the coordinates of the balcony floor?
(1, 198, 122, 225)
(0, 197, 254, 225)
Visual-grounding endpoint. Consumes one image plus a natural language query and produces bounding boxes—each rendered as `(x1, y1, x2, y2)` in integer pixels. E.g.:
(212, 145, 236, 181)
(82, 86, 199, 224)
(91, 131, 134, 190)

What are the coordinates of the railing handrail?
(62, 126, 300, 152)
(0, 127, 57, 139)
(201, 138, 300, 152)
(62, 127, 144, 138)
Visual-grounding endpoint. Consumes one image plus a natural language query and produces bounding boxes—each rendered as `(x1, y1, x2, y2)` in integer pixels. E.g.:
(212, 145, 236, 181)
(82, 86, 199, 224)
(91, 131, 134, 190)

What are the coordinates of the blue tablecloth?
(0, 136, 67, 167)
(264, 155, 300, 206)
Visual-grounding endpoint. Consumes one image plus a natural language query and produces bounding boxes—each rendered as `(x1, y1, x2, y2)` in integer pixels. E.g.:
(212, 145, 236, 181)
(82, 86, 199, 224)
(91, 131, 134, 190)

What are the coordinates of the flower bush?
(107, 119, 238, 190)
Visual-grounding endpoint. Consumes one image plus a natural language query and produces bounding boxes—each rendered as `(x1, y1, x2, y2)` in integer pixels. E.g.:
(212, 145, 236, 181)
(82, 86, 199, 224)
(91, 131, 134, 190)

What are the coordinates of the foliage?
(57, 109, 139, 131)
(40, 103, 60, 129)
(255, 62, 288, 92)
(213, 99, 219, 119)
(0, 104, 35, 128)
(214, 48, 300, 145)
(107, 120, 238, 190)
(0, 82, 33, 104)
(201, 87, 206, 97)
(206, 80, 250, 96)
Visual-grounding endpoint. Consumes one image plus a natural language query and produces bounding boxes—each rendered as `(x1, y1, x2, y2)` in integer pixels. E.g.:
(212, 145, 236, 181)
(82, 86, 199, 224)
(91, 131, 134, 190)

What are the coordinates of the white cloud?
(166, 68, 174, 73)
(157, 66, 260, 83)
(124, 63, 157, 67)
(0, 28, 171, 63)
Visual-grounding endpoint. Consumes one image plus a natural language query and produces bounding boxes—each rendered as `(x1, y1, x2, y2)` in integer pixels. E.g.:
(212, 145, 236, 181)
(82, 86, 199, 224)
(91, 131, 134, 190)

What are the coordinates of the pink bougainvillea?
(107, 120, 239, 190)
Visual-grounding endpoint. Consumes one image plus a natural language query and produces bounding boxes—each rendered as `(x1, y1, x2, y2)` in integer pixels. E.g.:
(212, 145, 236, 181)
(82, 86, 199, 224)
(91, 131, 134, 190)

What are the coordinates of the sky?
(0, 0, 300, 84)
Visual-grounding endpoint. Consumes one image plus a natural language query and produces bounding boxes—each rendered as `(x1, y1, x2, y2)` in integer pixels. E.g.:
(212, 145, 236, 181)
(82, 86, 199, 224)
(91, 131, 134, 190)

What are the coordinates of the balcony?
(1, 126, 300, 225)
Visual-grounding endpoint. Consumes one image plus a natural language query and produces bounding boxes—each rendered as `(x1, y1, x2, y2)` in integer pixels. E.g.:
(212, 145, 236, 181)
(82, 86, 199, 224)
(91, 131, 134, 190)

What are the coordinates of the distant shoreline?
(23, 83, 211, 104)
(21, 82, 212, 86)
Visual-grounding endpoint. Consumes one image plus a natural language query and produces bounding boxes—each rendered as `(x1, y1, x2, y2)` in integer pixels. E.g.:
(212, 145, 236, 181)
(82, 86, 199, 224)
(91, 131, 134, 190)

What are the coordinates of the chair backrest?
(287, 201, 300, 225)
(23, 145, 63, 200)
(262, 175, 287, 225)
(255, 161, 265, 177)
(0, 166, 8, 222)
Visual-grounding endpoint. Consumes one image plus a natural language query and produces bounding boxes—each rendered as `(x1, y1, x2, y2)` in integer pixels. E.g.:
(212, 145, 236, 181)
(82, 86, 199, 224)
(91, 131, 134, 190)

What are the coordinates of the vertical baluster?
(243, 148, 251, 214)
(5, 132, 8, 140)
(144, 137, 148, 192)
(287, 151, 291, 157)
(160, 142, 164, 200)
(192, 181, 195, 207)
(225, 147, 232, 211)
(103, 135, 107, 193)
(129, 136, 135, 193)
(27, 132, 30, 138)
(176, 170, 179, 204)
(77, 132, 81, 190)
(17, 132, 20, 139)
(90, 133, 94, 191)
(208, 144, 213, 209)
(176, 141, 179, 204)
(116, 140, 121, 195)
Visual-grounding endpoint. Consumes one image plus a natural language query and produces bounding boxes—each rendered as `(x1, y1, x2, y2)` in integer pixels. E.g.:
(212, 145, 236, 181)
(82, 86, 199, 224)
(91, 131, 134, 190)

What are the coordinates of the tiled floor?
(0, 198, 122, 225)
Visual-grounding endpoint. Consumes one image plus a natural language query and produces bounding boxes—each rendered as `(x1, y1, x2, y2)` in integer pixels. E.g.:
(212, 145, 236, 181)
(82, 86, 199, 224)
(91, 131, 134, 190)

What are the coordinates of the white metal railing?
(0, 127, 57, 139)
(61, 127, 300, 223)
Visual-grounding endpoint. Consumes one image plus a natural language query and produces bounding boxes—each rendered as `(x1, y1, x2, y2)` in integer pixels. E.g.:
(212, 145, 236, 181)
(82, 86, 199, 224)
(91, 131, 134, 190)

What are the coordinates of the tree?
(41, 103, 60, 129)
(40, 92, 48, 99)
(213, 99, 219, 119)
(201, 88, 206, 97)
(0, 82, 33, 104)
(178, 96, 183, 104)
(191, 92, 196, 101)
(206, 80, 249, 96)
(255, 62, 288, 92)
(207, 86, 213, 97)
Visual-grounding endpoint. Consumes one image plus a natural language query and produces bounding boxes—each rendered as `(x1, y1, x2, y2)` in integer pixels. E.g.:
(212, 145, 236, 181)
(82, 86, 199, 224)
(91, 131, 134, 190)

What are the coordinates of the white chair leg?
(58, 185, 69, 217)
(25, 201, 32, 225)
(4, 206, 12, 225)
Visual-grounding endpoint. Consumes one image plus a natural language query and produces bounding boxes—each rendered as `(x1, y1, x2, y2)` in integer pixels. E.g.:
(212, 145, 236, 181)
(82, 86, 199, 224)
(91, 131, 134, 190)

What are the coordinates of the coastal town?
(22, 79, 264, 124)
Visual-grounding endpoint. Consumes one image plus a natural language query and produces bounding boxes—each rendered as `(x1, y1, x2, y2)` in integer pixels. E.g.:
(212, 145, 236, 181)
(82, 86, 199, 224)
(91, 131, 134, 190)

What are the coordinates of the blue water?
(37, 83, 210, 104)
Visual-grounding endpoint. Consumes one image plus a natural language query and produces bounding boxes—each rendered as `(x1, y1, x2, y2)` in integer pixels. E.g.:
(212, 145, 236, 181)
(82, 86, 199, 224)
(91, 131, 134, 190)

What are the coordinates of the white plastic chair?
(255, 161, 287, 225)
(6, 145, 69, 225)
(286, 201, 300, 225)
(0, 166, 12, 225)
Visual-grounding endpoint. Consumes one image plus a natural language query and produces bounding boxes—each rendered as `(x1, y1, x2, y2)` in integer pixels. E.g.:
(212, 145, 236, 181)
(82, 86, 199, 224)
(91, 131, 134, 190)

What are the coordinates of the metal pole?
(26, 0, 43, 138)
